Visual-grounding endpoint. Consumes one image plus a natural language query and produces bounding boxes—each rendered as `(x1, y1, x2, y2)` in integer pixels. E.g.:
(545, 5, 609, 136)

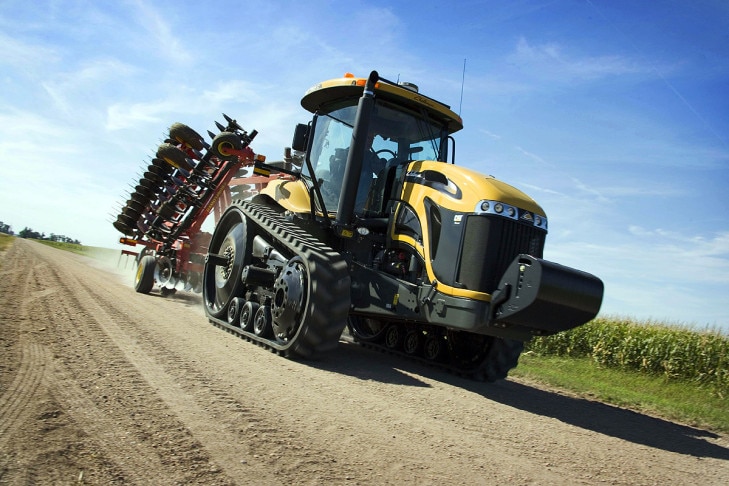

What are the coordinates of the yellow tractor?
(202, 71, 603, 381)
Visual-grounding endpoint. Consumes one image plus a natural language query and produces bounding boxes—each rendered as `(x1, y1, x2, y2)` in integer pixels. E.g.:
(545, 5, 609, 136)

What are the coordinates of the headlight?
(474, 199, 548, 231)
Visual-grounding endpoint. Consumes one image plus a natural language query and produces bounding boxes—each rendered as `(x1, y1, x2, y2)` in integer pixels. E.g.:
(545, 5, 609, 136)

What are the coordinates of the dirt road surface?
(1, 239, 728, 485)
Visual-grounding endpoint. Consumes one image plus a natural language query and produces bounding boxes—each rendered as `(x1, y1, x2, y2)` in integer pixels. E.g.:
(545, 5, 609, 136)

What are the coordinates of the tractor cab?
(294, 73, 463, 221)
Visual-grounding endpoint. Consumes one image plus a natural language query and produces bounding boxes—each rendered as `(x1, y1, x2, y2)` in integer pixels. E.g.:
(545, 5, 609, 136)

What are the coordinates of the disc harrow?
(112, 115, 261, 294)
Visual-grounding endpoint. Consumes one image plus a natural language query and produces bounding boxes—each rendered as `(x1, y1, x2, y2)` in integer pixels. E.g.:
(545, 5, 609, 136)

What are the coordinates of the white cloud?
(510, 36, 655, 82)
(0, 31, 60, 70)
(106, 101, 174, 130)
(42, 58, 139, 113)
(126, 0, 192, 64)
(202, 80, 263, 106)
(514, 145, 552, 167)
(479, 129, 502, 141)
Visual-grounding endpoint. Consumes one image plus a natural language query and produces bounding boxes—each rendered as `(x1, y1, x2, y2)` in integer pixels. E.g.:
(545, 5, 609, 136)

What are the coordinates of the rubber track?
(205, 201, 351, 359)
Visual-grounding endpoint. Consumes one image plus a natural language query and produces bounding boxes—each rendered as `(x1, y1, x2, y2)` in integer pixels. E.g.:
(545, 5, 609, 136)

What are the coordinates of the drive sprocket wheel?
(271, 256, 307, 345)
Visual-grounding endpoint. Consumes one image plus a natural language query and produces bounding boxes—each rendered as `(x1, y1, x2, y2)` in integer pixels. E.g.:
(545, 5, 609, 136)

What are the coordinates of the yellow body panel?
(403, 161, 545, 215)
(260, 179, 312, 214)
(260, 159, 546, 303)
(392, 161, 546, 301)
(302, 75, 464, 134)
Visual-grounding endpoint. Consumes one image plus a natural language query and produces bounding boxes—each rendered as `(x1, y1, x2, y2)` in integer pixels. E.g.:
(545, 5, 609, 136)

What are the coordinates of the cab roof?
(301, 73, 464, 134)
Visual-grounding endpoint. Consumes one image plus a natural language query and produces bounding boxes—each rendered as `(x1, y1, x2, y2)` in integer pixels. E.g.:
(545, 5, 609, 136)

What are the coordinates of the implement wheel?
(170, 122, 205, 151)
(157, 143, 194, 172)
(202, 207, 253, 318)
(134, 255, 156, 294)
(210, 132, 242, 162)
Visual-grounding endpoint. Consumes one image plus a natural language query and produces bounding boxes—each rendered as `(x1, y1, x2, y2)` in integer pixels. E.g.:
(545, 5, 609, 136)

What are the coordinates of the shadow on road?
(308, 340, 434, 388)
(316, 341, 729, 460)
(121, 278, 728, 461)
(472, 379, 729, 460)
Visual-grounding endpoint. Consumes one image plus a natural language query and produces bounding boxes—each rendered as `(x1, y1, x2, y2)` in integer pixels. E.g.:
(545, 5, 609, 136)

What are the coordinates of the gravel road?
(1, 238, 728, 485)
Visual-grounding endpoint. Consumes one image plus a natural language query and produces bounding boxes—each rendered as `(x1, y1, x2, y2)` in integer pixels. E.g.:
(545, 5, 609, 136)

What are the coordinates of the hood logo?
(520, 211, 533, 222)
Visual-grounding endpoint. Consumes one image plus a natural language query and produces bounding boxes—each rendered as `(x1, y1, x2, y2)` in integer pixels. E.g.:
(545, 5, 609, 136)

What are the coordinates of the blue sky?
(1, 0, 727, 330)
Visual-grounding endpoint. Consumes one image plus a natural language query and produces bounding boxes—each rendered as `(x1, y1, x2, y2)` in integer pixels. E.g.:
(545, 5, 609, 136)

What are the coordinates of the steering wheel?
(375, 149, 397, 158)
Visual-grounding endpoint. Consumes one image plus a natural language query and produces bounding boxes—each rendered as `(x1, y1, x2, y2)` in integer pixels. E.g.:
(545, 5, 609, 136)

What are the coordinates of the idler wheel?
(240, 301, 259, 331)
(384, 324, 403, 350)
(253, 306, 273, 337)
(403, 330, 422, 355)
(202, 208, 252, 319)
(348, 317, 387, 343)
(423, 334, 445, 361)
(228, 297, 244, 326)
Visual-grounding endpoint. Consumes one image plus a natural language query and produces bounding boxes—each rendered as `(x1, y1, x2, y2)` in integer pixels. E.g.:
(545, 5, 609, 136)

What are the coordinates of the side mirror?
(292, 123, 309, 152)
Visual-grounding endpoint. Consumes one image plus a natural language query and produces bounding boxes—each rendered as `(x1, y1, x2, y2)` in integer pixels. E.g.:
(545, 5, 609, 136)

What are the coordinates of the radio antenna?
(459, 58, 466, 116)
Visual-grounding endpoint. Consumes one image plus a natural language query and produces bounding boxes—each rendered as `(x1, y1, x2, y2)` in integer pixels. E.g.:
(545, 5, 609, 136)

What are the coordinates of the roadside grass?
(33, 239, 120, 260)
(0, 233, 13, 252)
(513, 317, 729, 434)
(511, 354, 729, 433)
(35, 239, 89, 255)
(525, 317, 728, 392)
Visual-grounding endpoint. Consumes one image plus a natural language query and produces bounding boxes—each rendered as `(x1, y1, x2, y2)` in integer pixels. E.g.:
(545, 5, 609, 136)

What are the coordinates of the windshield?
(303, 98, 448, 214)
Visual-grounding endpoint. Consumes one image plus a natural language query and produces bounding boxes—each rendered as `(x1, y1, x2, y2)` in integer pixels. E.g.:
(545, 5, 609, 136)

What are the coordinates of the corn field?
(525, 317, 729, 395)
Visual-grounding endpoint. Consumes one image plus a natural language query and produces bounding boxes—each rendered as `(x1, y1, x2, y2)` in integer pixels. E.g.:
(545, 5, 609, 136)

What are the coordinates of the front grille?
(457, 215, 546, 293)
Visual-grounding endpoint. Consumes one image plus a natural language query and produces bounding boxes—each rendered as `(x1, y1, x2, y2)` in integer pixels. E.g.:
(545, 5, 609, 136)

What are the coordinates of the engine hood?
(403, 161, 546, 218)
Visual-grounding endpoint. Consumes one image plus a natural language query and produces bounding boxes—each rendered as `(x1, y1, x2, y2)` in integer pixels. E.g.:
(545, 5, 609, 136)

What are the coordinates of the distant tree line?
(0, 221, 81, 245)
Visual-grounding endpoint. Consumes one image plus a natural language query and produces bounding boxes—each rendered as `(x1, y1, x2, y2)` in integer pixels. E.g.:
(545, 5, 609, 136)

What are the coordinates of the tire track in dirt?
(0, 341, 50, 450)
(4, 240, 729, 485)
(47, 253, 242, 483)
(0, 243, 53, 453)
(66, 246, 729, 485)
(2, 242, 235, 484)
(68, 260, 356, 483)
